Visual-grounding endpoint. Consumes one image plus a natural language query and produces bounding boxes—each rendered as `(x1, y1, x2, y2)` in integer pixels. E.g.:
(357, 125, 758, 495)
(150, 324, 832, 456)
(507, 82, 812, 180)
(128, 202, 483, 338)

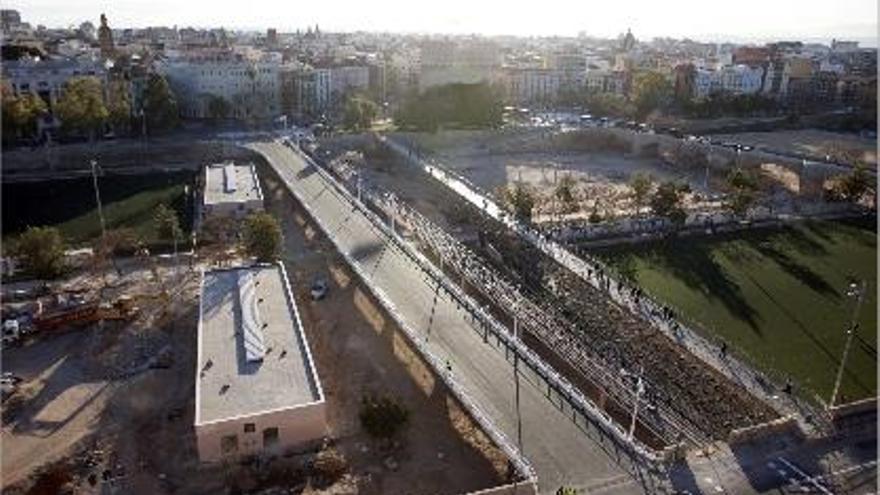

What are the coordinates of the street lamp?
(621, 365, 645, 441)
(90, 159, 106, 240)
(828, 280, 866, 408)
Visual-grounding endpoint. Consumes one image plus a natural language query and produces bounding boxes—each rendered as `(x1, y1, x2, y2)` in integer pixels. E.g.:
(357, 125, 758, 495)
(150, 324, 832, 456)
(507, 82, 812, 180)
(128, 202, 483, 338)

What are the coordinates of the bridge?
(248, 140, 665, 494)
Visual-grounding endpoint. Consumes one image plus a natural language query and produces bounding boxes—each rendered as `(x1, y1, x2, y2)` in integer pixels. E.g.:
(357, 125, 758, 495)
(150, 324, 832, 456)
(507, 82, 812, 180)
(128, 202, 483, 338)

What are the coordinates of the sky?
(8, 0, 879, 45)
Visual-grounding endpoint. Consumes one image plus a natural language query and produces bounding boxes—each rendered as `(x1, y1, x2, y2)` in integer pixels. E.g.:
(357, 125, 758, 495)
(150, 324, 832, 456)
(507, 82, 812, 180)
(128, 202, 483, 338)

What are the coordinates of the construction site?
(1, 166, 512, 494)
(2, 127, 874, 495)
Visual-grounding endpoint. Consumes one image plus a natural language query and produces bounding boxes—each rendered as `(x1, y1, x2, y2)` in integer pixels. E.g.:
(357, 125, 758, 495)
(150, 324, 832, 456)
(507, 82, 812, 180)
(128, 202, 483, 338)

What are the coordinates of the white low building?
(200, 162, 264, 225)
(195, 263, 326, 462)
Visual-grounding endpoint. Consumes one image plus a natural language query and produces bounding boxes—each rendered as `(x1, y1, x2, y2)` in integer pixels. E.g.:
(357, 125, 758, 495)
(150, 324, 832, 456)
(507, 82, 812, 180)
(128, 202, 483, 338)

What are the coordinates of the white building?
(585, 69, 626, 95)
(329, 65, 369, 98)
(2, 56, 108, 108)
(693, 65, 764, 98)
(503, 68, 561, 104)
(200, 162, 264, 226)
(195, 264, 326, 462)
(158, 52, 281, 121)
(418, 38, 500, 89)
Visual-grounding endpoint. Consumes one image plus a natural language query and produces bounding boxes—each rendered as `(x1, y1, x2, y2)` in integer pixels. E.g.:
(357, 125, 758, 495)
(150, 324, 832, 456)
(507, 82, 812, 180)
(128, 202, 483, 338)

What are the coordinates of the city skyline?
(6, 0, 879, 46)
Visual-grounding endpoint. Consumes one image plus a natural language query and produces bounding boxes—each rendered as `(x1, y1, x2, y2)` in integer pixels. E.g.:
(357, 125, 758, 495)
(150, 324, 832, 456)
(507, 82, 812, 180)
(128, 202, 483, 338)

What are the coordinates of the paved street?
(249, 141, 657, 494)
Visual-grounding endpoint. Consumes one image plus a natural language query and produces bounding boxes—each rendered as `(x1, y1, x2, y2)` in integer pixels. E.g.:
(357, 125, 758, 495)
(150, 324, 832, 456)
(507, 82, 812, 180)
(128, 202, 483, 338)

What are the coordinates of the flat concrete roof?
(203, 162, 263, 206)
(196, 264, 322, 425)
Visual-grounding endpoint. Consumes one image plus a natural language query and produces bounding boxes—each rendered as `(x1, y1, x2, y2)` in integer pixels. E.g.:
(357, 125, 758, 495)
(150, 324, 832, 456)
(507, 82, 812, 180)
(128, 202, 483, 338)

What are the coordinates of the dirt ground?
(2, 169, 507, 494)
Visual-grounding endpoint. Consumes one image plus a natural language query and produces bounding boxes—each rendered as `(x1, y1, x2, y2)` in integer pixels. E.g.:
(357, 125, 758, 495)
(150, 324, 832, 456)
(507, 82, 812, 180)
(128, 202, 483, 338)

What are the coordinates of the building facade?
(159, 52, 281, 122)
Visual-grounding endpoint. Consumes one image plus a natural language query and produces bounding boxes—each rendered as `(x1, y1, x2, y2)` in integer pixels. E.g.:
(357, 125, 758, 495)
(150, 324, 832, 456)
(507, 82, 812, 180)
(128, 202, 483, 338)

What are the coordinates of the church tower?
(98, 13, 115, 59)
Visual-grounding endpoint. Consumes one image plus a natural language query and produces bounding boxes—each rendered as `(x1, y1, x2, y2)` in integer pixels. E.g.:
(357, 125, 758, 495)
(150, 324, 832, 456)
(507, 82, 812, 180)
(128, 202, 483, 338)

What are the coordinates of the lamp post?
(829, 280, 866, 408)
(90, 159, 106, 239)
(509, 294, 524, 454)
(622, 365, 645, 441)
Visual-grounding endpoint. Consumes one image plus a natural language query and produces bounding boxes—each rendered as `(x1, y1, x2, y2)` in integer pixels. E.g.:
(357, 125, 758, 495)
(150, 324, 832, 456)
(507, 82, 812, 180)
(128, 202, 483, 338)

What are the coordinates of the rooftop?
(196, 264, 322, 425)
(203, 162, 263, 206)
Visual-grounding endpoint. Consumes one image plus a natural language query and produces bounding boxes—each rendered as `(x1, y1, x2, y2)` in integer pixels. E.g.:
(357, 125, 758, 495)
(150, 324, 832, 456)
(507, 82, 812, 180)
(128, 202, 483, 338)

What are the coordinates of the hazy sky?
(8, 0, 879, 45)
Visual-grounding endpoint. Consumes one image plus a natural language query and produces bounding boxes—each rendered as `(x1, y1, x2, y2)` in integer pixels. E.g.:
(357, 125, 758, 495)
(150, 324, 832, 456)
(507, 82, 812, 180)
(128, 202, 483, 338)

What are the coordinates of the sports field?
(594, 217, 877, 403)
(2, 172, 195, 246)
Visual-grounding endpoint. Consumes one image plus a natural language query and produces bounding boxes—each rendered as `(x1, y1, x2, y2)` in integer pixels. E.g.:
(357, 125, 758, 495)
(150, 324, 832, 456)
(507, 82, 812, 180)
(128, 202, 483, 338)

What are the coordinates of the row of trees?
(678, 92, 779, 119)
(498, 166, 770, 228)
(1, 73, 179, 144)
(395, 82, 503, 132)
(9, 208, 285, 280)
(342, 94, 380, 131)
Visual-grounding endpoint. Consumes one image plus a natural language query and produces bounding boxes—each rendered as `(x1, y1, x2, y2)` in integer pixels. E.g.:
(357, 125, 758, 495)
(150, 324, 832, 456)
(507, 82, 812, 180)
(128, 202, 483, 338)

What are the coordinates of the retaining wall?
(727, 415, 802, 445)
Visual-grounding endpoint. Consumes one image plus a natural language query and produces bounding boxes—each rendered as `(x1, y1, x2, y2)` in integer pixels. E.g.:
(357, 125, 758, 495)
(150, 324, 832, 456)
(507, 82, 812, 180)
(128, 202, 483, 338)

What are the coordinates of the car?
(741, 145, 754, 152)
(310, 279, 329, 300)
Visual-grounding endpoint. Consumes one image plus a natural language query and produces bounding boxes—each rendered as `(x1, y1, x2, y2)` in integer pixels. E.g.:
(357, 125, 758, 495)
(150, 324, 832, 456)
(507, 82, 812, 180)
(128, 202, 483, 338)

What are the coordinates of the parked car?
(310, 278, 329, 301)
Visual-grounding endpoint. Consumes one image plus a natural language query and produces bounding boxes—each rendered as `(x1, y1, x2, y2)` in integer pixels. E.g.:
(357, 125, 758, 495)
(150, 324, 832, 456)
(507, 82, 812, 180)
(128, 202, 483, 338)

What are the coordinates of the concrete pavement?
(248, 141, 657, 494)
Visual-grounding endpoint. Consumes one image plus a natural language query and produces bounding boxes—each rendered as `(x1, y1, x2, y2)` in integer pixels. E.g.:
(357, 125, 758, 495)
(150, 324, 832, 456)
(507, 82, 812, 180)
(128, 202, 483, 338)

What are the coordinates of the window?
(244, 423, 255, 433)
(262, 427, 279, 448)
(220, 434, 239, 454)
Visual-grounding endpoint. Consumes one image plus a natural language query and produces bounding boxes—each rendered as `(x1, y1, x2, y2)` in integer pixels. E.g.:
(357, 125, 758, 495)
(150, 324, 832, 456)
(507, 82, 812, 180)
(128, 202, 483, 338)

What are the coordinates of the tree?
(342, 94, 379, 131)
(153, 203, 182, 242)
(143, 73, 179, 133)
(669, 143, 709, 170)
(629, 172, 653, 216)
(106, 78, 132, 134)
(242, 212, 283, 261)
(13, 226, 66, 279)
(55, 76, 109, 139)
(206, 94, 231, 124)
(631, 71, 672, 119)
(650, 181, 690, 227)
(725, 168, 759, 218)
(500, 182, 536, 223)
(395, 82, 502, 131)
(830, 165, 874, 203)
(555, 175, 578, 214)
(359, 394, 409, 440)
(2, 87, 47, 141)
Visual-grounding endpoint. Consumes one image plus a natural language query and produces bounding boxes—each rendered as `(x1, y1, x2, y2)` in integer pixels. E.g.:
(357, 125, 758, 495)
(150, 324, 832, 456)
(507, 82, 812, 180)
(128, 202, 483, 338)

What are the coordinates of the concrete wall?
(467, 479, 539, 495)
(727, 414, 801, 445)
(2, 137, 260, 181)
(828, 396, 877, 421)
(195, 401, 327, 462)
(202, 198, 264, 222)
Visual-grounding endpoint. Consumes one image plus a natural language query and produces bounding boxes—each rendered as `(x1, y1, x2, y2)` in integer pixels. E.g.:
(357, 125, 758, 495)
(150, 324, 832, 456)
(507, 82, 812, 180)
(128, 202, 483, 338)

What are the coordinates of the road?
(249, 141, 653, 494)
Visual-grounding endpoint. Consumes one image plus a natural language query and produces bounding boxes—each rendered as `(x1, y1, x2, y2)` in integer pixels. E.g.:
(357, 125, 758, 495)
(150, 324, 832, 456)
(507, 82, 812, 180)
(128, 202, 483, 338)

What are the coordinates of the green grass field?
(2, 172, 194, 246)
(594, 218, 877, 404)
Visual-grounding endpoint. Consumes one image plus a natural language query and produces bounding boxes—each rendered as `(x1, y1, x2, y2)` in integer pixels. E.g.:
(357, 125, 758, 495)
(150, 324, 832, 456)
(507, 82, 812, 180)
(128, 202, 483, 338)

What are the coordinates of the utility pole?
(510, 297, 523, 454)
(90, 159, 106, 239)
(829, 280, 866, 408)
